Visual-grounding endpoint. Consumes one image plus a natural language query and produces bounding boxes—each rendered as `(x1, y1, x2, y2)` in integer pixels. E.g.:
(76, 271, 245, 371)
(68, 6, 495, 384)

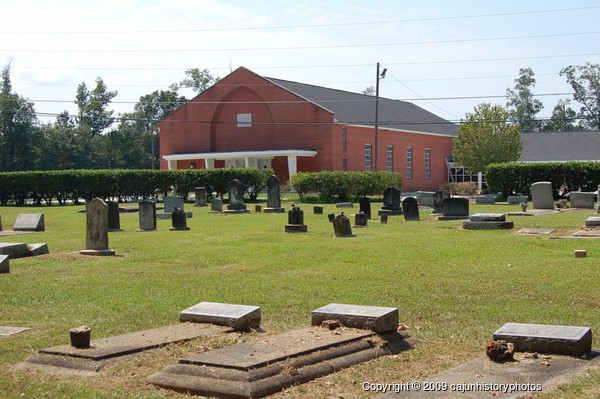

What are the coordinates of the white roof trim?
(163, 149, 317, 161)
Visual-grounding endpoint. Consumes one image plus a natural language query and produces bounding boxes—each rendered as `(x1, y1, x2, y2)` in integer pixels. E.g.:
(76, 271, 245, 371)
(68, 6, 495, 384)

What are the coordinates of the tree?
(75, 77, 118, 136)
(170, 68, 220, 93)
(362, 86, 375, 96)
(453, 103, 522, 173)
(542, 99, 581, 132)
(560, 63, 600, 129)
(506, 67, 543, 132)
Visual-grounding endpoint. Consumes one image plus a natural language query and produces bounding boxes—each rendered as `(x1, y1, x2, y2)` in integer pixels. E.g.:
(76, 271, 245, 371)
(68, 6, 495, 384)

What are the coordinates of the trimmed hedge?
(486, 162, 600, 198)
(0, 168, 273, 205)
(291, 171, 402, 203)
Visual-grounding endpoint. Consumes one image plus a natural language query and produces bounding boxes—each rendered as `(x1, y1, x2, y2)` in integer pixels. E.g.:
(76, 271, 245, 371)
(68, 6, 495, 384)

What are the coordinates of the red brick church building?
(160, 67, 457, 191)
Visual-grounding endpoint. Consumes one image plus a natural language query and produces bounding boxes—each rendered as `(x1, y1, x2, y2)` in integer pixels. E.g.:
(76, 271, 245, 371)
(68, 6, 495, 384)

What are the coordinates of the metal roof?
(520, 131, 600, 162)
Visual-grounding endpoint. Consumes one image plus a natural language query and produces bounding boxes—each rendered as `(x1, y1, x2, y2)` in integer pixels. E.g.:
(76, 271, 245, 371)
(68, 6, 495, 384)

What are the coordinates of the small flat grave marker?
(493, 322, 592, 356)
(0, 326, 30, 337)
(13, 214, 45, 232)
(179, 302, 261, 330)
(517, 228, 555, 235)
(463, 213, 514, 230)
(311, 303, 398, 333)
(585, 216, 600, 227)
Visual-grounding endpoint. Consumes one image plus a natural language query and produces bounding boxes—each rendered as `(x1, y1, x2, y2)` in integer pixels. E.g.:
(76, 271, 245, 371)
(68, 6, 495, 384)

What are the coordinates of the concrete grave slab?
(149, 327, 413, 399)
(21, 322, 231, 375)
(376, 351, 600, 399)
(311, 303, 398, 333)
(13, 213, 45, 231)
(585, 216, 600, 227)
(0, 254, 8, 273)
(0, 326, 30, 337)
(573, 229, 600, 238)
(516, 228, 555, 235)
(0, 243, 29, 258)
(179, 302, 261, 330)
(469, 213, 506, 222)
(493, 323, 592, 356)
(0, 230, 32, 237)
(463, 221, 514, 230)
(508, 209, 560, 216)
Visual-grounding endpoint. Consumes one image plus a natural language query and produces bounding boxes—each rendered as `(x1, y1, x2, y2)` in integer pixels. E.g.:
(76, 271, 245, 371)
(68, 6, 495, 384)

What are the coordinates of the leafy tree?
(542, 99, 581, 132)
(506, 67, 543, 132)
(170, 68, 220, 93)
(560, 63, 600, 129)
(362, 86, 375, 96)
(0, 62, 42, 171)
(39, 111, 82, 170)
(453, 103, 522, 173)
(75, 77, 118, 136)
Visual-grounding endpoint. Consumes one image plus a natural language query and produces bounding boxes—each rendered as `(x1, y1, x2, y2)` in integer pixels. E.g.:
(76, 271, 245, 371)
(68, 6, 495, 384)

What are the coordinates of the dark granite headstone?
(106, 201, 122, 232)
(354, 212, 368, 227)
(138, 200, 157, 231)
(402, 197, 420, 221)
(211, 198, 223, 213)
(463, 213, 514, 230)
(359, 197, 371, 219)
(225, 179, 249, 213)
(327, 213, 335, 222)
(433, 190, 450, 213)
(194, 187, 207, 207)
(380, 214, 388, 224)
(379, 187, 403, 216)
(0, 254, 9, 273)
(80, 198, 115, 256)
(285, 205, 307, 233)
(313, 206, 323, 214)
(438, 197, 469, 220)
(264, 175, 284, 213)
(171, 207, 190, 231)
(13, 213, 45, 232)
(333, 213, 355, 238)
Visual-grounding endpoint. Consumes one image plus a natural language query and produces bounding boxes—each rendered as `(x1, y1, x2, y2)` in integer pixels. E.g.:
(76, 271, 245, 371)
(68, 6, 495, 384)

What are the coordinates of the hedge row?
(291, 171, 402, 202)
(0, 168, 274, 206)
(486, 162, 600, 198)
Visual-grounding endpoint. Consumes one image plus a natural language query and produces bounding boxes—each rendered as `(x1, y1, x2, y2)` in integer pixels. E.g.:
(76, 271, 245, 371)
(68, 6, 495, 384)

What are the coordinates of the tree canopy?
(506, 67, 543, 132)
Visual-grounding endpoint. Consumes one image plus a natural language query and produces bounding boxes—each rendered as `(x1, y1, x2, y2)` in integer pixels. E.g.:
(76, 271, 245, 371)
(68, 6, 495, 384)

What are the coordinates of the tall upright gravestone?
(80, 198, 115, 256)
(138, 200, 157, 231)
(378, 187, 403, 216)
(106, 201, 122, 232)
(224, 179, 249, 213)
(264, 175, 285, 213)
(359, 197, 371, 219)
(531, 181, 555, 210)
(433, 190, 450, 214)
(402, 197, 420, 221)
(194, 187, 208, 207)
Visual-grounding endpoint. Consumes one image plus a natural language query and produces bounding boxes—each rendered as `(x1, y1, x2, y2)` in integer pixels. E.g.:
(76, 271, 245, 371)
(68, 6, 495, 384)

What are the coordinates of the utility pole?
(374, 62, 387, 171)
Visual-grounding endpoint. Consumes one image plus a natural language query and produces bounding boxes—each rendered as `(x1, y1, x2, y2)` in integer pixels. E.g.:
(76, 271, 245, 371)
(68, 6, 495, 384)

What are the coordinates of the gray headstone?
(475, 195, 496, 204)
(138, 200, 157, 231)
(493, 322, 592, 356)
(359, 197, 371, 219)
(266, 175, 281, 209)
(285, 206, 307, 233)
(170, 207, 190, 231)
(27, 243, 49, 256)
(164, 196, 184, 214)
(194, 187, 207, 207)
(0, 254, 9, 273)
(336, 202, 353, 208)
(531, 181, 555, 209)
(440, 197, 469, 219)
(508, 195, 528, 204)
(379, 187, 402, 216)
(179, 302, 261, 330)
(311, 303, 399, 333)
(333, 213, 355, 238)
(0, 243, 28, 258)
(433, 190, 450, 213)
(416, 191, 435, 208)
(313, 206, 324, 214)
(106, 201, 121, 232)
(13, 214, 45, 232)
(354, 212, 368, 227)
(469, 213, 506, 222)
(211, 198, 223, 213)
(585, 216, 600, 227)
(80, 198, 115, 256)
(570, 192, 595, 209)
(227, 179, 246, 210)
(402, 197, 420, 221)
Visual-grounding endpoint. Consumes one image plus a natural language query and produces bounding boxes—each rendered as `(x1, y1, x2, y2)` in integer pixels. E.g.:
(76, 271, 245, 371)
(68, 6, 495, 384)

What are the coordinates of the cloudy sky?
(2, 0, 599, 124)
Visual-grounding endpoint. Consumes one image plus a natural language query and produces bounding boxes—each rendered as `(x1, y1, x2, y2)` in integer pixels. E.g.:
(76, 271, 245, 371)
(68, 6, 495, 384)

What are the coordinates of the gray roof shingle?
(266, 77, 458, 136)
(520, 132, 600, 162)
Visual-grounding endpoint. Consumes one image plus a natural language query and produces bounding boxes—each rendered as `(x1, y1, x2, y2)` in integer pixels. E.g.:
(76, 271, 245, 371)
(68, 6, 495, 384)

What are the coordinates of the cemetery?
(0, 183, 600, 398)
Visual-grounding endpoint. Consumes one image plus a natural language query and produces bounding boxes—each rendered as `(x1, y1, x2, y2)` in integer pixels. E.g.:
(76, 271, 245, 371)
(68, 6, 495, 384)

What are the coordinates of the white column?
(245, 157, 257, 168)
(167, 159, 177, 170)
(477, 171, 483, 190)
(205, 158, 215, 169)
(287, 155, 298, 177)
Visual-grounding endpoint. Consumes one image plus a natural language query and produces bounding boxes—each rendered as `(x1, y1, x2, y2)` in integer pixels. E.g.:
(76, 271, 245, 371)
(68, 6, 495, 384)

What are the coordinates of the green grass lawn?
(1, 201, 599, 398)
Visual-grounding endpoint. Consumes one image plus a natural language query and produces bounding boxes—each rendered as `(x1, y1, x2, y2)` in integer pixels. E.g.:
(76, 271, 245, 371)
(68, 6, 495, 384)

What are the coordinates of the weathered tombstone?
(380, 214, 388, 224)
(70, 325, 91, 348)
(336, 202, 353, 208)
(138, 200, 157, 231)
(0, 243, 29, 258)
(285, 205, 307, 233)
(194, 187, 208, 207)
(378, 187, 403, 216)
(416, 191, 435, 208)
(585, 216, 600, 227)
(170, 207, 190, 231)
(255, 205, 262, 212)
(224, 179, 249, 213)
(164, 196, 185, 214)
(313, 206, 323, 215)
(475, 195, 496, 204)
(508, 194, 528, 204)
(570, 192, 595, 209)
(27, 243, 49, 257)
(575, 250, 587, 258)
(438, 197, 470, 220)
(333, 213, 355, 238)
(354, 212, 368, 228)
(80, 198, 115, 256)
(179, 302, 261, 330)
(493, 322, 592, 356)
(327, 213, 335, 223)
(531, 181, 555, 209)
(359, 197, 371, 219)
(264, 175, 284, 213)
(0, 254, 9, 273)
(432, 190, 450, 213)
(211, 198, 223, 213)
(13, 214, 45, 232)
(402, 197, 420, 221)
(311, 303, 399, 333)
(463, 213, 514, 230)
(106, 201, 122, 232)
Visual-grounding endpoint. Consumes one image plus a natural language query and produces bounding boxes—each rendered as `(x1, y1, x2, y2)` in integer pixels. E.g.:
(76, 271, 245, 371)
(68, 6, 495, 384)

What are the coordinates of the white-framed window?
(406, 146, 413, 179)
(237, 113, 252, 127)
(386, 145, 394, 172)
(425, 148, 431, 179)
(365, 144, 372, 171)
(342, 127, 347, 152)
(342, 158, 347, 171)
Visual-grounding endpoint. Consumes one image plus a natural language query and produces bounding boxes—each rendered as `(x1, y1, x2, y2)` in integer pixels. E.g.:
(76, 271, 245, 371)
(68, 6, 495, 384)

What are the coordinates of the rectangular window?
(237, 113, 252, 127)
(386, 145, 394, 172)
(342, 158, 347, 171)
(365, 144, 372, 171)
(342, 128, 347, 152)
(406, 147, 413, 179)
(425, 148, 431, 179)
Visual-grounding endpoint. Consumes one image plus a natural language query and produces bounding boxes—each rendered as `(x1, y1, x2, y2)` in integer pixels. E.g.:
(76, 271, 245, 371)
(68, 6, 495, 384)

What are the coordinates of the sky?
(2, 0, 600, 125)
